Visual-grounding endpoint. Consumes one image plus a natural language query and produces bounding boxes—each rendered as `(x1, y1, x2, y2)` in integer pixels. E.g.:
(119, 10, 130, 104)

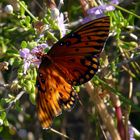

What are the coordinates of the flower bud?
(4, 5, 13, 14)
(51, 8, 60, 19)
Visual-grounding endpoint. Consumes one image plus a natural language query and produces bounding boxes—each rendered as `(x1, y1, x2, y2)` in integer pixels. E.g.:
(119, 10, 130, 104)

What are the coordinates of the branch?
(85, 82, 121, 140)
(0, 83, 9, 88)
(116, 54, 140, 68)
(0, 91, 25, 112)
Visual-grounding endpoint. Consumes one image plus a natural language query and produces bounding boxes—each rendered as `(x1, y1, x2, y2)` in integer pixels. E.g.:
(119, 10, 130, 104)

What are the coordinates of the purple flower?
(20, 44, 48, 74)
(57, 13, 66, 37)
(31, 43, 48, 54)
(50, 6, 66, 37)
(82, 0, 119, 24)
(110, 0, 119, 4)
(105, 5, 115, 11)
(20, 48, 30, 58)
(20, 48, 33, 74)
(129, 126, 136, 140)
(23, 59, 31, 74)
(51, 8, 60, 20)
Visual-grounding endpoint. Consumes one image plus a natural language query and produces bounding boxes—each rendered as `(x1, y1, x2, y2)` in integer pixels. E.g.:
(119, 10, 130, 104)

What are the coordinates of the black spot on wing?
(59, 90, 78, 111)
(66, 41, 71, 46)
(68, 58, 76, 63)
(41, 79, 45, 83)
(72, 55, 99, 86)
(36, 80, 46, 93)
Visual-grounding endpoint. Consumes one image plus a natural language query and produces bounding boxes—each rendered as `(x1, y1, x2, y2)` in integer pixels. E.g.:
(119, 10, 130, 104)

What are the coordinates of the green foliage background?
(0, 0, 140, 140)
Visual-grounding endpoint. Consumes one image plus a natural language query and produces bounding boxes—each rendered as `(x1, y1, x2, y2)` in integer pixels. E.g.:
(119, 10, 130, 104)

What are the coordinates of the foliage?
(0, 0, 140, 139)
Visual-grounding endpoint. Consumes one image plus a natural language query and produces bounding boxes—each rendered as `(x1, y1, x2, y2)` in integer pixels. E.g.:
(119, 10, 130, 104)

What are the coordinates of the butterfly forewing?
(48, 16, 110, 85)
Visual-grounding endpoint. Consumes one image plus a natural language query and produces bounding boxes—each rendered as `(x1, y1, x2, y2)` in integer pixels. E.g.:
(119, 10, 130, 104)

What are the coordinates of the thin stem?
(125, 76, 133, 140)
(0, 83, 9, 88)
(116, 54, 140, 68)
(47, 31, 58, 42)
(17, 0, 38, 21)
(111, 4, 140, 19)
(49, 128, 74, 140)
(0, 91, 25, 112)
(79, 0, 89, 16)
(122, 66, 136, 79)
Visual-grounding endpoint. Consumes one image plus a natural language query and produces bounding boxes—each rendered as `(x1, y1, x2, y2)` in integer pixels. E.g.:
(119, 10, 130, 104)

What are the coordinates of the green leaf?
(29, 93, 36, 105)
(0, 126, 3, 132)
(6, 49, 19, 55)
(136, 92, 140, 97)
(25, 16, 31, 26)
(0, 98, 6, 107)
(8, 58, 15, 66)
(3, 119, 9, 126)
(15, 101, 22, 112)
(0, 118, 3, 126)
(20, 1, 26, 17)
(21, 41, 27, 48)
(1, 112, 6, 120)
(28, 41, 37, 49)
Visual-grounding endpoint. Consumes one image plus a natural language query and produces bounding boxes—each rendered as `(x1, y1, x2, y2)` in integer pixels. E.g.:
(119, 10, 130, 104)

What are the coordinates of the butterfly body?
(36, 16, 110, 129)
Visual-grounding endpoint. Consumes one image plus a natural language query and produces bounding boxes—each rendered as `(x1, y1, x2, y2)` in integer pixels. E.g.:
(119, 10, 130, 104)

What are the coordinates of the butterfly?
(35, 16, 110, 129)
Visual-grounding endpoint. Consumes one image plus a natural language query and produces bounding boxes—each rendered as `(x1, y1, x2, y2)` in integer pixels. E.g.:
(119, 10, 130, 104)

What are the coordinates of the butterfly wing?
(36, 55, 77, 128)
(48, 16, 110, 85)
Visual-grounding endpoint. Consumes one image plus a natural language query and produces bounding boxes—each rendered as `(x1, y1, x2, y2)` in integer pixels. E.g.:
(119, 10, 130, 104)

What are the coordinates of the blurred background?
(0, 0, 140, 140)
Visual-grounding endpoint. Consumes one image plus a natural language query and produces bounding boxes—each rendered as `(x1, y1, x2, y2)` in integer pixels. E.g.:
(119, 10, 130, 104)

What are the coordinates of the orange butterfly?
(36, 16, 110, 129)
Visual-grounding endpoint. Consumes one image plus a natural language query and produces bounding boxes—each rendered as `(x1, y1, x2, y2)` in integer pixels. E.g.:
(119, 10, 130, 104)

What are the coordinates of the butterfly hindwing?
(36, 54, 77, 128)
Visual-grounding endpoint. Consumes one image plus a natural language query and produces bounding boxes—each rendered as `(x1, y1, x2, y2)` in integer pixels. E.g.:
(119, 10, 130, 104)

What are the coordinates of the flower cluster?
(20, 1, 66, 74)
(82, 0, 119, 23)
(20, 44, 48, 74)
(50, 0, 66, 37)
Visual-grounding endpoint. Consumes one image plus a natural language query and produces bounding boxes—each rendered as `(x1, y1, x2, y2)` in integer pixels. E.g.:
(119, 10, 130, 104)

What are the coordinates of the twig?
(6, 91, 25, 113)
(122, 65, 136, 78)
(0, 91, 25, 112)
(45, 0, 57, 9)
(85, 82, 121, 140)
(116, 54, 140, 68)
(17, 0, 38, 21)
(79, 0, 89, 16)
(49, 128, 74, 140)
(110, 93, 126, 140)
(0, 83, 9, 88)
(128, 76, 133, 99)
(125, 76, 133, 140)
(34, 0, 44, 11)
